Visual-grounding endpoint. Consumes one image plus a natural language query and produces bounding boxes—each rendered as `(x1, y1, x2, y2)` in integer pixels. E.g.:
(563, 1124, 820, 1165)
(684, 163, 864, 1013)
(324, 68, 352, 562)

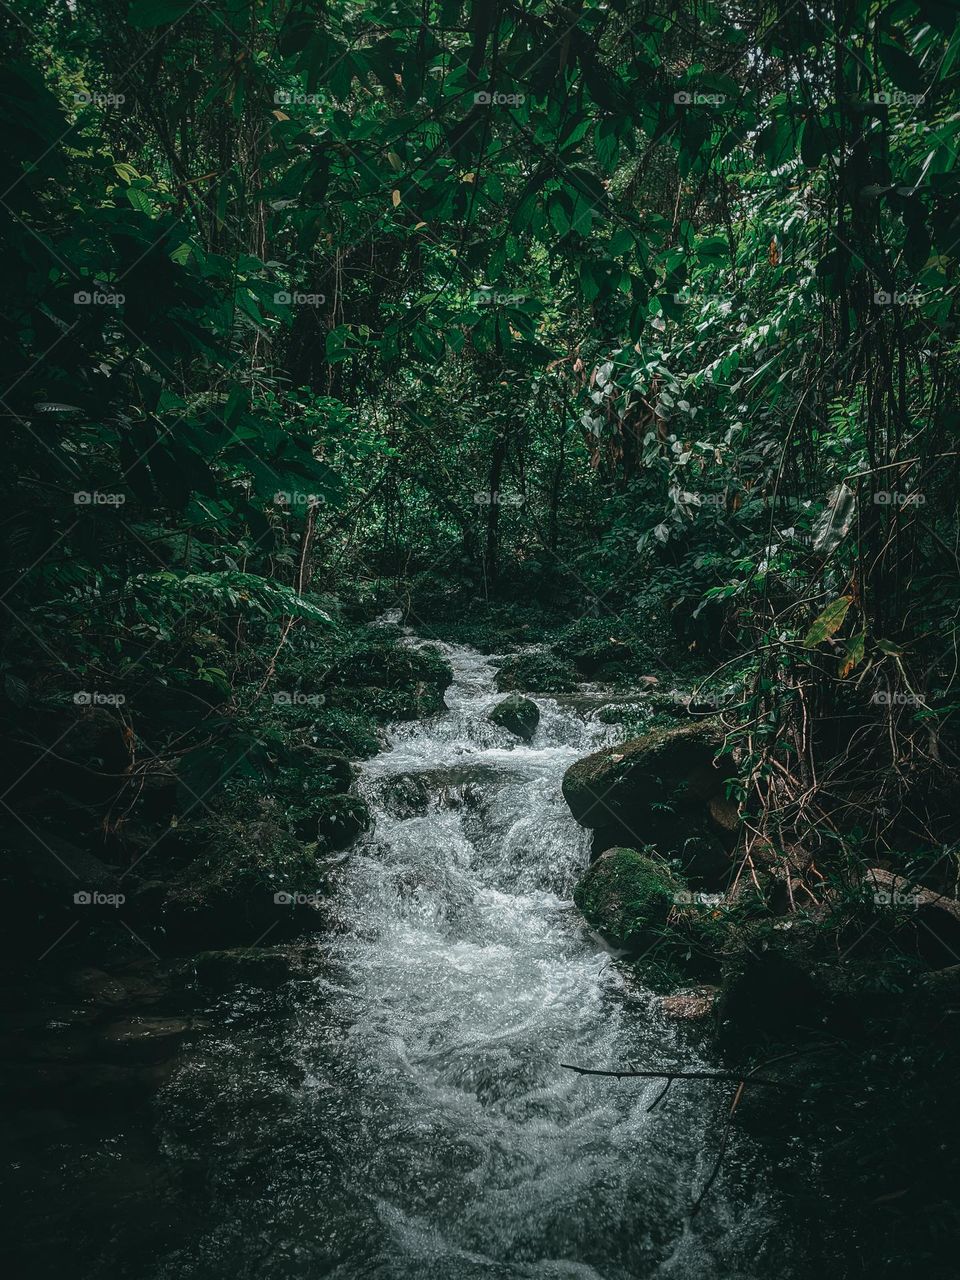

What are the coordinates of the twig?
(560, 1064, 782, 1086)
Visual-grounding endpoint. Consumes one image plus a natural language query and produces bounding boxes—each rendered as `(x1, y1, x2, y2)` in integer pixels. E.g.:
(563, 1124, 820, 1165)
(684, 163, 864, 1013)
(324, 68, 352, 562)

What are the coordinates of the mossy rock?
(554, 619, 635, 675)
(488, 694, 540, 741)
(573, 847, 685, 952)
(562, 722, 735, 875)
(310, 793, 370, 850)
(135, 819, 323, 950)
(327, 636, 453, 695)
(287, 747, 354, 790)
(494, 652, 577, 694)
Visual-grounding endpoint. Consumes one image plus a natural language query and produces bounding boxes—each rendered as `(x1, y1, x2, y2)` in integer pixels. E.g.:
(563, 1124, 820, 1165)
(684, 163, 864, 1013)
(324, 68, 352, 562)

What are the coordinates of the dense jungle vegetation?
(3, 0, 960, 1276)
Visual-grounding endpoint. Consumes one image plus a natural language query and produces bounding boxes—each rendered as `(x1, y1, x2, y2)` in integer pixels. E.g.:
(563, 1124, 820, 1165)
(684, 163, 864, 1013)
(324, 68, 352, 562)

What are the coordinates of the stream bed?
(7, 634, 802, 1278)
(150, 635, 786, 1278)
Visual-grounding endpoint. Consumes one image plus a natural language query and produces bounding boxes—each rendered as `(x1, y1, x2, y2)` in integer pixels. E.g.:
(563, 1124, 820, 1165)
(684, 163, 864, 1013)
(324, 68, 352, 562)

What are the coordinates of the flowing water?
(150, 633, 786, 1280)
(8, 632, 801, 1278)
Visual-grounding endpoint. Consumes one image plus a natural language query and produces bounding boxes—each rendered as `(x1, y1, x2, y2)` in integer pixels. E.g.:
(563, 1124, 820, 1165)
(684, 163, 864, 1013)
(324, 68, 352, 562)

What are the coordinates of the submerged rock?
(488, 694, 540, 741)
(98, 1017, 197, 1063)
(659, 985, 718, 1020)
(573, 847, 685, 952)
(562, 721, 737, 882)
(379, 773, 431, 819)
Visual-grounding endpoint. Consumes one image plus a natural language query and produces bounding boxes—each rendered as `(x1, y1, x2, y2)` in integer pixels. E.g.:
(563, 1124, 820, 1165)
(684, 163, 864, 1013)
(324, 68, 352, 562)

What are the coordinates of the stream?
(6, 633, 803, 1278)
(151, 632, 786, 1279)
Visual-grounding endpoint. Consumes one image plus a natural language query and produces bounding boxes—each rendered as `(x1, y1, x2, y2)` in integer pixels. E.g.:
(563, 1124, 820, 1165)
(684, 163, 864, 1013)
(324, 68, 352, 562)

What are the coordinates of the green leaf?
(878, 41, 924, 93)
(840, 629, 865, 677)
(804, 596, 853, 647)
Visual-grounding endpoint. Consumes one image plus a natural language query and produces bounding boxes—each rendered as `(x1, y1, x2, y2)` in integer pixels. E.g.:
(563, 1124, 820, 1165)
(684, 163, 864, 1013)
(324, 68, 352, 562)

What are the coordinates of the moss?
(573, 847, 685, 951)
(494, 652, 577, 693)
(327, 632, 453, 694)
(554, 617, 637, 675)
(561, 722, 730, 865)
(136, 817, 324, 949)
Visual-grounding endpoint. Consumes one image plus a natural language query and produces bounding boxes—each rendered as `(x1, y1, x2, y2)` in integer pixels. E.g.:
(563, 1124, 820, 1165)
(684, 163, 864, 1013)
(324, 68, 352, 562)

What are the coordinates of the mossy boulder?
(494, 652, 577, 694)
(554, 619, 635, 676)
(326, 635, 453, 719)
(134, 819, 323, 949)
(488, 693, 540, 741)
(562, 721, 736, 881)
(312, 792, 369, 850)
(573, 847, 685, 952)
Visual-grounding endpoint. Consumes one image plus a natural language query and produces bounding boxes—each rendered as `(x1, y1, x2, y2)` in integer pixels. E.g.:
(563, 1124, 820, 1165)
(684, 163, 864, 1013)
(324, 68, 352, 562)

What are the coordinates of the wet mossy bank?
(562, 720, 960, 1278)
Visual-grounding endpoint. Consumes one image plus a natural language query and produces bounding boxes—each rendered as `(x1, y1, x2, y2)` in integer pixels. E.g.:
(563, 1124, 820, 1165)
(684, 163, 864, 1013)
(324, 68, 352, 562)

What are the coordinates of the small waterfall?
(155, 635, 784, 1280)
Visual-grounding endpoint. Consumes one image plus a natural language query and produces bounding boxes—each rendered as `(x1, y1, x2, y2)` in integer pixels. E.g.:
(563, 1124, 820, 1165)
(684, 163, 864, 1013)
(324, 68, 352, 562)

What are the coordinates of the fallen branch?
(563, 1044, 837, 1214)
(560, 1064, 782, 1086)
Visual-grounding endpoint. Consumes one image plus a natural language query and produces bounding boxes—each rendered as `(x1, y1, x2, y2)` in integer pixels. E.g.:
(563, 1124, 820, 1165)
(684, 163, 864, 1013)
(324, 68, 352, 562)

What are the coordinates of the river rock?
(133, 818, 324, 949)
(183, 946, 296, 990)
(289, 747, 354, 791)
(715, 922, 827, 1047)
(488, 694, 539, 741)
(573, 847, 685, 952)
(659, 985, 718, 1020)
(562, 722, 737, 882)
(98, 1017, 197, 1063)
(314, 793, 370, 849)
(379, 773, 431, 819)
